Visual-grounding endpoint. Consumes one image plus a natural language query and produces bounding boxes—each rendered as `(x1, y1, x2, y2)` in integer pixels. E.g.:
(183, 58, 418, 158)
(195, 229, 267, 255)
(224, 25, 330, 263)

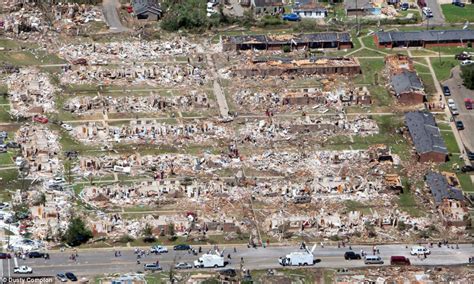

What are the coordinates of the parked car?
(150, 245, 168, 254)
(144, 263, 162, 271)
(344, 251, 362, 260)
(175, 262, 193, 269)
(173, 244, 191, 250)
(0, 131, 7, 139)
(282, 13, 301, 21)
(455, 52, 471, 60)
(417, 0, 427, 8)
(465, 98, 473, 109)
(28, 251, 49, 259)
(400, 2, 409, 10)
(33, 115, 48, 124)
(0, 253, 11, 259)
(390, 256, 411, 265)
(452, 0, 465, 7)
(461, 165, 474, 172)
(467, 151, 474, 160)
(364, 255, 384, 264)
(56, 273, 68, 282)
(410, 246, 430, 255)
(461, 60, 474, 65)
(6, 141, 20, 148)
(61, 123, 73, 131)
(456, 121, 464, 130)
(442, 85, 451, 96)
(71, 58, 87, 65)
(451, 109, 460, 116)
(422, 7, 433, 17)
(65, 272, 78, 281)
(13, 266, 33, 274)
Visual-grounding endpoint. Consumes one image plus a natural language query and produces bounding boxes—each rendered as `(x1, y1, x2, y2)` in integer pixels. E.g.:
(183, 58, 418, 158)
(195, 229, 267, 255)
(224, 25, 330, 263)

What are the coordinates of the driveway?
(226, 0, 244, 17)
(443, 66, 474, 153)
(423, 0, 446, 26)
(102, 0, 130, 32)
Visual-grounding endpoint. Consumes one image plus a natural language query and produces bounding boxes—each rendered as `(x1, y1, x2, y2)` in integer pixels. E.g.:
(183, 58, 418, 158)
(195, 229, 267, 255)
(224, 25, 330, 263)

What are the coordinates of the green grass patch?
(398, 179, 425, 217)
(0, 151, 14, 166)
(350, 48, 385, 57)
(457, 173, 474, 192)
(0, 105, 12, 123)
(430, 58, 459, 82)
(355, 59, 385, 85)
(441, 4, 474, 23)
(418, 73, 436, 95)
(344, 200, 372, 214)
(441, 130, 460, 153)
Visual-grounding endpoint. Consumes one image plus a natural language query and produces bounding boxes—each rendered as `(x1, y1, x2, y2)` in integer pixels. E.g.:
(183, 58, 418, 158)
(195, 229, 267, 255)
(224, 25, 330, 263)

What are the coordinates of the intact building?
(375, 30, 474, 48)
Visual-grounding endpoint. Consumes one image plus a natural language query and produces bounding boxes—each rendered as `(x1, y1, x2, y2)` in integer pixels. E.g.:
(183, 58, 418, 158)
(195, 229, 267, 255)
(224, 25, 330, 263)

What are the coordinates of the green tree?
(461, 64, 474, 89)
(63, 217, 93, 246)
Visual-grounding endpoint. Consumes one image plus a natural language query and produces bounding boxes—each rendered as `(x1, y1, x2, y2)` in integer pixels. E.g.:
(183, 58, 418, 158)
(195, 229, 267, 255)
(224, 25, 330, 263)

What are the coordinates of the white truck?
(279, 244, 317, 266)
(194, 252, 225, 268)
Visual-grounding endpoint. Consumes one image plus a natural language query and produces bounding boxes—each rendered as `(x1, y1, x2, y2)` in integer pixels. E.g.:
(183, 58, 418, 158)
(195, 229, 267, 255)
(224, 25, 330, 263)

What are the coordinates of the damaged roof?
(426, 172, 464, 204)
(405, 111, 448, 155)
(225, 33, 352, 45)
(391, 69, 423, 94)
(253, 0, 284, 7)
(376, 30, 474, 44)
(131, 0, 162, 15)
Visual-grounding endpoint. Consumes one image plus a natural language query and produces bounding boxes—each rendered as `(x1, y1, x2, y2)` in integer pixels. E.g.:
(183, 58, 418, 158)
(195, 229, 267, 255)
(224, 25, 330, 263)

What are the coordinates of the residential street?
(2, 244, 473, 278)
(424, 0, 446, 26)
(102, 0, 130, 32)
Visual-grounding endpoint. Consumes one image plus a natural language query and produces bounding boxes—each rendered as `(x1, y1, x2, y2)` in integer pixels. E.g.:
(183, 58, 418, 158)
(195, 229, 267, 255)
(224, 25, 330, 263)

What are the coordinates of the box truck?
(279, 244, 316, 266)
(194, 251, 225, 268)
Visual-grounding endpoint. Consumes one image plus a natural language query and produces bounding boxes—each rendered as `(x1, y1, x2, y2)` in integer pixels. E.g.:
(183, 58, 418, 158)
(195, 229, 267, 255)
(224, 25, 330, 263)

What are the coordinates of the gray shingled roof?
(132, 0, 162, 15)
(425, 172, 464, 204)
(405, 111, 448, 155)
(226, 33, 351, 45)
(253, 0, 284, 7)
(376, 30, 474, 44)
(391, 70, 423, 94)
(345, 0, 373, 10)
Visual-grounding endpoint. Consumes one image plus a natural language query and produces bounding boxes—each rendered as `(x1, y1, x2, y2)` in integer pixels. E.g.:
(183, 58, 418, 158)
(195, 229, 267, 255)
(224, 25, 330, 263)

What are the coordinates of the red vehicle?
(0, 253, 11, 259)
(417, 0, 427, 8)
(33, 115, 48, 124)
(465, 98, 473, 110)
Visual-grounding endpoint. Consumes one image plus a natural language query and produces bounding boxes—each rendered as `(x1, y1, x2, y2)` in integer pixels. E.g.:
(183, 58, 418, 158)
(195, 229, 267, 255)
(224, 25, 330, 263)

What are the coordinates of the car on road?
(447, 98, 455, 107)
(400, 2, 409, 10)
(61, 123, 73, 131)
(442, 86, 451, 96)
(13, 266, 33, 274)
(390, 256, 411, 265)
(422, 7, 433, 17)
(65, 272, 78, 281)
(144, 263, 162, 271)
(56, 273, 68, 282)
(344, 251, 362, 260)
(282, 13, 301, 21)
(364, 255, 384, 264)
(465, 98, 473, 109)
(410, 246, 430, 255)
(28, 251, 49, 259)
(467, 151, 474, 160)
(173, 244, 191, 250)
(461, 60, 474, 65)
(452, 0, 465, 7)
(33, 115, 48, 124)
(0, 253, 11, 259)
(150, 245, 168, 253)
(451, 109, 460, 116)
(461, 165, 474, 172)
(175, 262, 193, 269)
(455, 52, 471, 60)
(456, 121, 464, 130)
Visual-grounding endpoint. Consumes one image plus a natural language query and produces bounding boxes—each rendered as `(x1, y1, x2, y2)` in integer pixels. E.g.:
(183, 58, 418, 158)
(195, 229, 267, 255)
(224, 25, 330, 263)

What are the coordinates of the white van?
(364, 255, 384, 264)
(410, 246, 430, 255)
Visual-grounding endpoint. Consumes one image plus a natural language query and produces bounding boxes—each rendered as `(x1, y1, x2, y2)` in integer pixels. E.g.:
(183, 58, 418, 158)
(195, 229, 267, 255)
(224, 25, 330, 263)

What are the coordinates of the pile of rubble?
(58, 39, 201, 63)
(1, 6, 46, 34)
(52, 3, 103, 29)
(60, 64, 207, 87)
(15, 125, 62, 180)
(4, 68, 58, 118)
(234, 86, 371, 113)
(63, 92, 212, 114)
(238, 115, 379, 143)
(72, 120, 229, 145)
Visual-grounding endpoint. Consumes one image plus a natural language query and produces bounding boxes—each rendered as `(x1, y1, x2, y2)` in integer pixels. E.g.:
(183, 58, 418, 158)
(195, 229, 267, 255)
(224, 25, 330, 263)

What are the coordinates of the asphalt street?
(1, 244, 473, 279)
(102, 0, 130, 32)
(424, 0, 445, 26)
(443, 66, 474, 154)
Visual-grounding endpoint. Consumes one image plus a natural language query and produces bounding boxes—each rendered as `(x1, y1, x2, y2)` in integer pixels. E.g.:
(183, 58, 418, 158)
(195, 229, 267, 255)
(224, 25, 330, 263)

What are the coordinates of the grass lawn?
(430, 58, 459, 82)
(441, 4, 474, 23)
(355, 59, 385, 85)
(344, 200, 372, 214)
(418, 73, 436, 95)
(368, 85, 394, 107)
(0, 105, 12, 123)
(0, 151, 14, 166)
(350, 48, 386, 57)
(398, 179, 425, 217)
(441, 130, 460, 153)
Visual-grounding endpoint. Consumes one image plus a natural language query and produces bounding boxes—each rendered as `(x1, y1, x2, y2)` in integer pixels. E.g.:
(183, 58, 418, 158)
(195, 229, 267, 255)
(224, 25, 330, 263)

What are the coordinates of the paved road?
(424, 0, 445, 26)
(2, 244, 473, 278)
(102, 0, 130, 33)
(443, 66, 474, 155)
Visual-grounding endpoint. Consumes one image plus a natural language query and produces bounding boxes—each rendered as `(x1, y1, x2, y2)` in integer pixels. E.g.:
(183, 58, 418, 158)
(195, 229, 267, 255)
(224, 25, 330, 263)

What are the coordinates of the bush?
(282, 45, 291, 53)
(461, 63, 474, 89)
(259, 15, 283, 27)
(118, 234, 135, 243)
(63, 217, 93, 247)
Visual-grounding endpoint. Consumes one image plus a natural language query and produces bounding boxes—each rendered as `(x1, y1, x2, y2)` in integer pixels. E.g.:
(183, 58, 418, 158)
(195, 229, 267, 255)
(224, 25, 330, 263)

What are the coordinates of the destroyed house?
(345, 0, 382, 16)
(233, 56, 361, 77)
(425, 172, 468, 227)
(131, 0, 162, 20)
(405, 111, 448, 163)
(390, 69, 425, 104)
(375, 30, 474, 48)
(251, 0, 284, 14)
(222, 33, 353, 51)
